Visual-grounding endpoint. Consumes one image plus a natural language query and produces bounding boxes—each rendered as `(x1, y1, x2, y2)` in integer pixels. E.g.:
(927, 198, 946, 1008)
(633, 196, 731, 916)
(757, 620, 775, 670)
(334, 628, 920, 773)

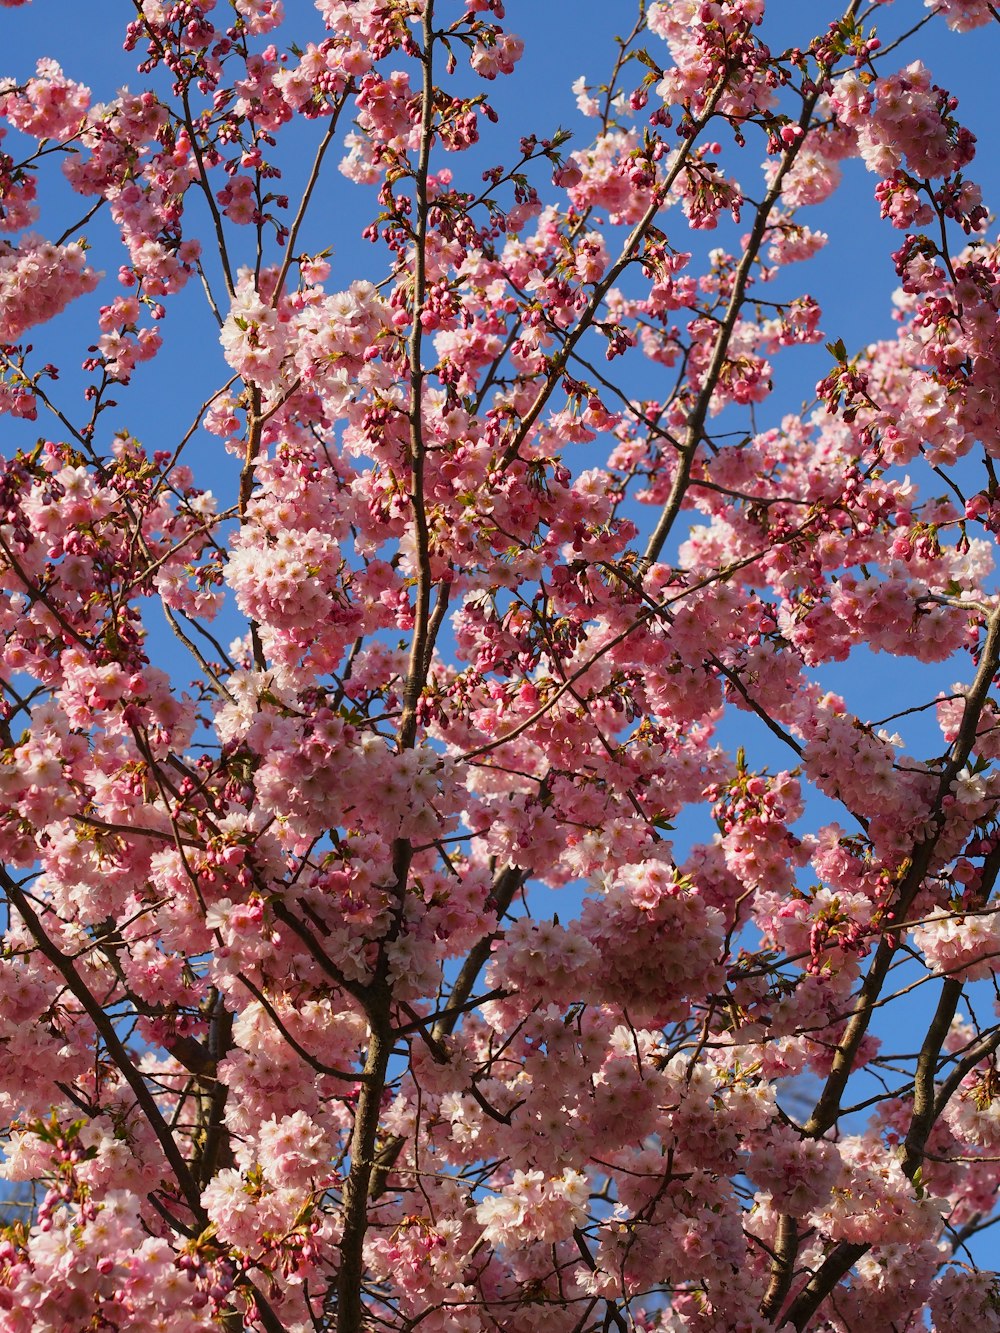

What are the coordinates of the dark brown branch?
(335, 1012, 393, 1333)
(1, 868, 204, 1221)
(499, 73, 733, 474)
(274, 97, 350, 302)
(643, 66, 830, 567)
(804, 604, 1000, 1142)
(433, 865, 526, 1041)
(780, 817, 1000, 1328)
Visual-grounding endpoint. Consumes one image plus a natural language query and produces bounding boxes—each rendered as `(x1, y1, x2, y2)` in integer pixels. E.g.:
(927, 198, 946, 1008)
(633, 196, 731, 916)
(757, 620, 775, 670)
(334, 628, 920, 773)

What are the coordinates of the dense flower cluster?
(0, 1, 999, 1331)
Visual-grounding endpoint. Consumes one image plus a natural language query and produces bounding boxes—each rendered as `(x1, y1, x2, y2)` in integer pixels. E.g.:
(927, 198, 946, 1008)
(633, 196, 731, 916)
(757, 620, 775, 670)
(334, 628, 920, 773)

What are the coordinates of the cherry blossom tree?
(3, 0, 1000, 1327)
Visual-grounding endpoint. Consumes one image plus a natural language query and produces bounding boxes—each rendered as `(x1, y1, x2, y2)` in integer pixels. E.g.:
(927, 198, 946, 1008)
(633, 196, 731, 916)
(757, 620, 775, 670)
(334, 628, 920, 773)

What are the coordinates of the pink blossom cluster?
(930, 1268, 1000, 1330)
(832, 62, 978, 182)
(0, 0, 997, 1329)
(927, 0, 994, 32)
(0, 236, 99, 342)
(911, 906, 1000, 981)
(0, 58, 89, 141)
(648, 0, 772, 120)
